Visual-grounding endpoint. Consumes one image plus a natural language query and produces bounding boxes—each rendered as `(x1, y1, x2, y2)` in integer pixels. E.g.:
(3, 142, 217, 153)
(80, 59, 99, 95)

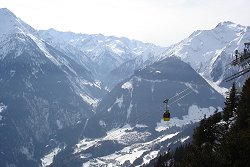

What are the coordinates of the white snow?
(20, 147, 33, 160)
(0, 103, 7, 121)
(99, 120, 106, 128)
(74, 125, 139, 154)
(28, 34, 61, 66)
(116, 148, 145, 164)
(107, 43, 125, 55)
(141, 151, 159, 165)
(0, 8, 33, 39)
(75, 123, 181, 166)
(127, 102, 133, 119)
(104, 124, 132, 141)
(83, 118, 89, 130)
(121, 81, 133, 91)
(94, 80, 102, 89)
(41, 147, 63, 167)
(203, 78, 228, 97)
(156, 104, 221, 132)
(38, 28, 166, 79)
(161, 21, 249, 87)
(79, 93, 98, 106)
(180, 136, 190, 143)
(78, 80, 101, 90)
(115, 95, 124, 108)
(56, 120, 63, 129)
(159, 132, 179, 142)
(155, 70, 161, 73)
(75, 124, 149, 153)
(0, 103, 7, 113)
(135, 124, 148, 128)
(81, 130, 178, 166)
(75, 138, 98, 154)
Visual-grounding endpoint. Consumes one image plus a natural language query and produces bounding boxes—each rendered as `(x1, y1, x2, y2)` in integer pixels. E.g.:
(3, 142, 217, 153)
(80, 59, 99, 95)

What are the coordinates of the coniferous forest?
(152, 78, 250, 167)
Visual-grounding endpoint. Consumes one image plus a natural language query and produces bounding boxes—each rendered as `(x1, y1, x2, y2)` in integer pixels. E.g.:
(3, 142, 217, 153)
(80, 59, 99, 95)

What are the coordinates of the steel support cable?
(168, 87, 191, 101)
(169, 91, 194, 106)
(224, 66, 250, 82)
(225, 69, 250, 82)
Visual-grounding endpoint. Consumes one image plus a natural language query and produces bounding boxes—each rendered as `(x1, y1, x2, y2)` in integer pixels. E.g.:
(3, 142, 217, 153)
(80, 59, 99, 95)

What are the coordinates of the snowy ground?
(74, 123, 182, 167)
(72, 103, 223, 166)
(202, 77, 228, 97)
(41, 147, 64, 167)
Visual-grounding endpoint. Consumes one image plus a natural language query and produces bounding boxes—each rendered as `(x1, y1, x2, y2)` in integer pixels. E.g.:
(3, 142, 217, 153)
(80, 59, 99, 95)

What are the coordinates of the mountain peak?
(0, 8, 16, 17)
(217, 21, 235, 26)
(0, 8, 35, 39)
(215, 21, 245, 30)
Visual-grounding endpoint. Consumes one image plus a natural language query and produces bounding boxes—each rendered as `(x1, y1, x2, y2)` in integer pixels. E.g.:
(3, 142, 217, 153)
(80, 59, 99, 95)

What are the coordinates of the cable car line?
(163, 87, 194, 122)
(223, 66, 250, 82)
(169, 90, 193, 106)
(168, 87, 191, 101)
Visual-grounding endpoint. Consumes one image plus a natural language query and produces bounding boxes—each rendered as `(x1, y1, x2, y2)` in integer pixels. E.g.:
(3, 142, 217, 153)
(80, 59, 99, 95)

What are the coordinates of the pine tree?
(223, 82, 238, 123)
(235, 78, 250, 130)
(193, 111, 222, 147)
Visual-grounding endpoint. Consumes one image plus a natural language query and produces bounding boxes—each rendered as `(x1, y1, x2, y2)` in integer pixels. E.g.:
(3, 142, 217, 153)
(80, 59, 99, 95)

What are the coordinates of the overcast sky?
(1, 0, 250, 46)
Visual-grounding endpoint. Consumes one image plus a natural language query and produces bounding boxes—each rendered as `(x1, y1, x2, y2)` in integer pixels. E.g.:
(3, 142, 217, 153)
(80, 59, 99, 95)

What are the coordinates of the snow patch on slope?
(156, 104, 222, 132)
(108, 95, 124, 112)
(41, 147, 64, 167)
(0, 103, 7, 121)
(180, 136, 190, 143)
(203, 78, 228, 97)
(80, 131, 179, 166)
(127, 102, 133, 119)
(121, 81, 133, 91)
(28, 34, 60, 66)
(80, 93, 98, 106)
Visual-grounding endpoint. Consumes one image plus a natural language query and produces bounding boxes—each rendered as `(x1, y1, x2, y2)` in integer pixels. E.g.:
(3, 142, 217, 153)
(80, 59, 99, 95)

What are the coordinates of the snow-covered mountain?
(0, 8, 105, 166)
(0, 8, 37, 38)
(38, 29, 166, 89)
(2, 7, 248, 167)
(50, 57, 224, 166)
(161, 21, 250, 89)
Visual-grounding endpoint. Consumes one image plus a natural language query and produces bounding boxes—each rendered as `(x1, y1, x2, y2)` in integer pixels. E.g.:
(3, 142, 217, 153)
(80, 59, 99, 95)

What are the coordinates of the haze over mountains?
(0, 8, 249, 167)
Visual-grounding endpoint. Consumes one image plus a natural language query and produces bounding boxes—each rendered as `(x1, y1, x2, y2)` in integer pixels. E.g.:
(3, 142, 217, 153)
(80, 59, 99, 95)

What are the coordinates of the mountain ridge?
(161, 21, 250, 89)
(0, 7, 249, 167)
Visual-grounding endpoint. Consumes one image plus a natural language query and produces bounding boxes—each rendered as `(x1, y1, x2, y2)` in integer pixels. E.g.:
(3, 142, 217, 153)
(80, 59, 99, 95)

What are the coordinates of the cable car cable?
(168, 90, 193, 106)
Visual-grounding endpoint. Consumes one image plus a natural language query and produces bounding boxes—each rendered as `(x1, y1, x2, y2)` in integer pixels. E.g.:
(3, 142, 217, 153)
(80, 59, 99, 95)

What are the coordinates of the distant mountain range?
(162, 21, 250, 88)
(38, 29, 166, 90)
(0, 7, 249, 167)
